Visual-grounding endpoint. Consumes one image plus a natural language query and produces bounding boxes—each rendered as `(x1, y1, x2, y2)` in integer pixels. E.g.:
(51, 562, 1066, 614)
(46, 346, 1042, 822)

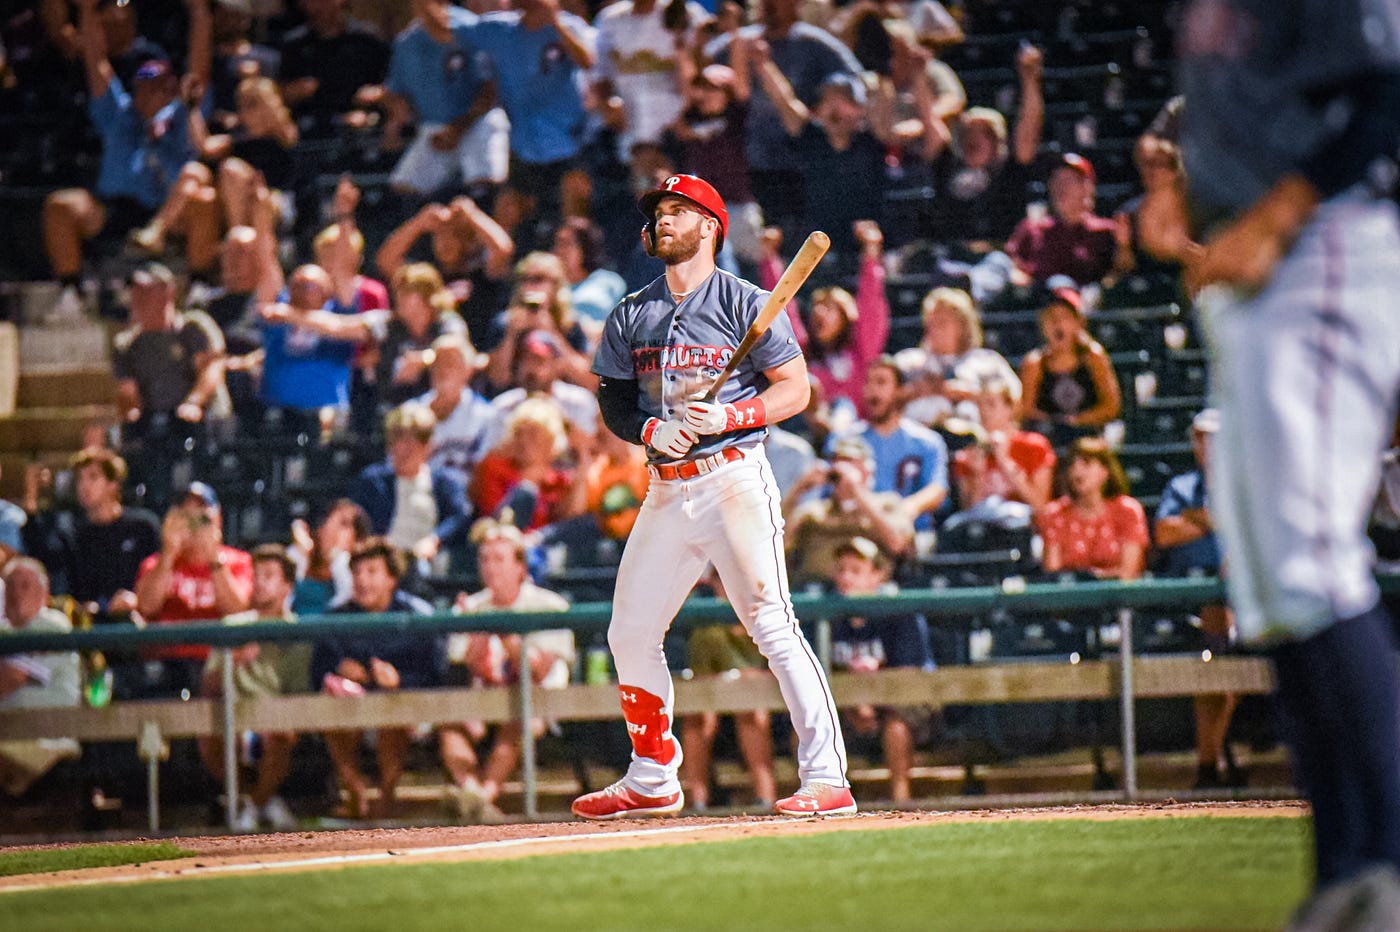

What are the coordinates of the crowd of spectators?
(0, 0, 1241, 823)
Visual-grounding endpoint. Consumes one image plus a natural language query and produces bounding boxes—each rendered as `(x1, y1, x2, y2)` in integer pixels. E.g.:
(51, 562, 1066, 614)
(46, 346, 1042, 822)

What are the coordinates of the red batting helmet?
(638, 174, 729, 250)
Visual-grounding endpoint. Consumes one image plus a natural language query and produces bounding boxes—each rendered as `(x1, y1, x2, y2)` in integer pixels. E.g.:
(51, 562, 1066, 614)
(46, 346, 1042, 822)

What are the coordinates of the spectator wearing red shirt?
(1037, 438, 1148, 580)
(470, 396, 586, 532)
(133, 482, 253, 697)
(953, 379, 1055, 513)
(1005, 154, 1135, 288)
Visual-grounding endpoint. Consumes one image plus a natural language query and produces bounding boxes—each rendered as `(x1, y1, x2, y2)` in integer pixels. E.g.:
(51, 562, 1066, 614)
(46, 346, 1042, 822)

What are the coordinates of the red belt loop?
(648, 446, 745, 481)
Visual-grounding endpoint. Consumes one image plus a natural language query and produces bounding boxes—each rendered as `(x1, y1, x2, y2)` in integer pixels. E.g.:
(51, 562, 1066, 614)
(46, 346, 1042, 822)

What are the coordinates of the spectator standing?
(472, 0, 597, 221)
(784, 435, 915, 587)
(278, 0, 391, 136)
(1017, 289, 1122, 450)
(753, 47, 892, 257)
(208, 0, 280, 125)
(826, 536, 933, 803)
(705, 0, 862, 237)
(113, 263, 228, 437)
(350, 403, 473, 572)
(377, 0, 508, 197)
(312, 538, 442, 819)
(1038, 438, 1147, 580)
(440, 520, 573, 822)
(133, 483, 254, 697)
(894, 287, 1018, 429)
(197, 544, 307, 832)
(664, 63, 764, 264)
(375, 197, 515, 348)
(0, 560, 82, 798)
(1153, 409, 1240, 790)
(846, 357, 949, 531)
(43, 0, 207, 298)
(927, 45, 1043, 249)
(368, 264, 470, 408)
(592, 0, 706, 158)
(795, 221, 890, 418)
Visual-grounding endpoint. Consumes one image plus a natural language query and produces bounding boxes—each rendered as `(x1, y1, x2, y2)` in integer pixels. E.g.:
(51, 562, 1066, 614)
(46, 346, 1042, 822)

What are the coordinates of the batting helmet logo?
(639, 173, 729, 255)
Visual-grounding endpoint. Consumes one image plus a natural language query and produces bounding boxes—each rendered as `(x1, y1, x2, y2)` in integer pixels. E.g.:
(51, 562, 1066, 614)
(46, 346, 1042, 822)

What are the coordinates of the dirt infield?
(0, 800, 1306, 893)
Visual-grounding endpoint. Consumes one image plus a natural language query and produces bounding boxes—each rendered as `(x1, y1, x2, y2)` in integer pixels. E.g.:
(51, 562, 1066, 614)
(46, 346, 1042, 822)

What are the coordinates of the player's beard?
(654, 224, 704, 265)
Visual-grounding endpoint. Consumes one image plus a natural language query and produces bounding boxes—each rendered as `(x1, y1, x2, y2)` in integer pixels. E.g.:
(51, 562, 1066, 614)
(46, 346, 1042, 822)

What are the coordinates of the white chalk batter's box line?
(1, 819, 833, 893)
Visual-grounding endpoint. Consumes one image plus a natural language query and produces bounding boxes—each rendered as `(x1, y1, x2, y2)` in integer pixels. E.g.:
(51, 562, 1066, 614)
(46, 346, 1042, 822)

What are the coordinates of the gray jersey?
(592, 269, 802, 463)
(1179, 0, 1400, 226)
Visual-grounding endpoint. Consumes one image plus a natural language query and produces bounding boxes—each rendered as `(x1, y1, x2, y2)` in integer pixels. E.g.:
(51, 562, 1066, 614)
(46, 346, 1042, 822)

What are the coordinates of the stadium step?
(16, 368, 116, 409)
(0, 405, 116, 455)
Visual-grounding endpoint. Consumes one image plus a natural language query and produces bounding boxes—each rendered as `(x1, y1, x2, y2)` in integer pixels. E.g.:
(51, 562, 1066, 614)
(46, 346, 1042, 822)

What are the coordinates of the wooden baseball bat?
(700, 230, 830, 403)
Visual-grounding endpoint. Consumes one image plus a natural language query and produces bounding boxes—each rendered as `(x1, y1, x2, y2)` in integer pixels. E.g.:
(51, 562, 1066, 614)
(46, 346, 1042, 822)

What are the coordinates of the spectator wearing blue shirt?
(43, 0, 209, 294)
(827, 536, 934, 802)
(1153, 408, 1241, 790)
(836, 357, 949, 534)
(256, 264, 363, 426)
(378, 0, 508, 197)
(705, 0, 861, 236)
(472, 0, 596, 222)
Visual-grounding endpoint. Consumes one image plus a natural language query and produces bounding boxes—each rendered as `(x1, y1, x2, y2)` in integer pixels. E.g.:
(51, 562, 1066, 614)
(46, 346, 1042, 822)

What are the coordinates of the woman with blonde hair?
(895, 285, 1018, 427)
(488, 251, 594, 390)
(364, 262, 469, 407)
(469, 395, 588, 532)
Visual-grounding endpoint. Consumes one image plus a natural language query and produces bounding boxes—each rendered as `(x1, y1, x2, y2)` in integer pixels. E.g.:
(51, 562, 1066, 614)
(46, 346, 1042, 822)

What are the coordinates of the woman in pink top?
(765, 221, 890, 418)
(1038, 437, 1148, 580)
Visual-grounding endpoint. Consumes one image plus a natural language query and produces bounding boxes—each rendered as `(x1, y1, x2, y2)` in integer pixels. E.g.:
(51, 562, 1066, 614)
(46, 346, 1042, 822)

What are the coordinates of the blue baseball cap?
(820, 73, 868, 107)
(181, 481, 220, 509)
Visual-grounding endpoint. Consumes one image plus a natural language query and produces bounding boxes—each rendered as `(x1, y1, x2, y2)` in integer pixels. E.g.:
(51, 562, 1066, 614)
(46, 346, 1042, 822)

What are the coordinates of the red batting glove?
(682, 398, 766, 435)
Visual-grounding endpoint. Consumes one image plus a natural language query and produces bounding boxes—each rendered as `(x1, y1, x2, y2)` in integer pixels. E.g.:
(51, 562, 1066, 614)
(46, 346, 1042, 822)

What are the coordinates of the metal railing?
(0, 576, 1286, 831)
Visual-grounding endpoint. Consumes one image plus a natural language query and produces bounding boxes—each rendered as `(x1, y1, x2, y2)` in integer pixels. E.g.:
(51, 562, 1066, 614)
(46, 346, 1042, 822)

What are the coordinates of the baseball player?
(1164, 0, 1400, 912)
(571, 173, 853, 819)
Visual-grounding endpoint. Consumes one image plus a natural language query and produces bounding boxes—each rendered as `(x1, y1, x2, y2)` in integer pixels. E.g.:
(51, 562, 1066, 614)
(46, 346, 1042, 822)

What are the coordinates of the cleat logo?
(620, 690, 637, 703)
(626, 722, 648, 736)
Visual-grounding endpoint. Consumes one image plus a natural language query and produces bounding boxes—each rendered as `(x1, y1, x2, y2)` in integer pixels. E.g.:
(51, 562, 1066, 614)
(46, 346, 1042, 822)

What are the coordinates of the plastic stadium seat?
(1117, 441, 1195, 498)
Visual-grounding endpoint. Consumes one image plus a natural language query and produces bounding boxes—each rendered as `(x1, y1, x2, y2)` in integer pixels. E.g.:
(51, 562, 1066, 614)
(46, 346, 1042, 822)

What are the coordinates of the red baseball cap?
(638, 174, 729, 249)
(1058, 152, 1097, 185)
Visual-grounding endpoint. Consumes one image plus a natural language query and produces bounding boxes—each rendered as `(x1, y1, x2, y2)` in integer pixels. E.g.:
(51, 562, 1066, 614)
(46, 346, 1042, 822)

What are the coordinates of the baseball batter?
(571, 174, 853, 819)
(1166, 0, 1400, 909)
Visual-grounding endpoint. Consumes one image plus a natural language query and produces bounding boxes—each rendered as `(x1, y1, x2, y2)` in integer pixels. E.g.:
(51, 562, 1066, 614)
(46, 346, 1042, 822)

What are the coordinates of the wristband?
(726, 397, 766, 431)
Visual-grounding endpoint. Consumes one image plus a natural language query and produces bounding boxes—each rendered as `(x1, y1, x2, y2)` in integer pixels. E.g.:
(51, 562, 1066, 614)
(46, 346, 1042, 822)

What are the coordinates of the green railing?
(0, 577, 1230, 655)
(1, 576, 1268, 832)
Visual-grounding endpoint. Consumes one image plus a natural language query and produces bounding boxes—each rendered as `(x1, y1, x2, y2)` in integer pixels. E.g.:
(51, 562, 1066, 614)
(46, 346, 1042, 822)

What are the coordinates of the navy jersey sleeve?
(877, 615, 935, 670)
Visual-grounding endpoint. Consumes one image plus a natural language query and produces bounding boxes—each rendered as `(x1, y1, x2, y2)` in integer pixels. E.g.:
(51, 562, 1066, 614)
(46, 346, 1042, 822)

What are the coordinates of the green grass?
(0, 842, 194, 879)
(0, 817, 1310, 931)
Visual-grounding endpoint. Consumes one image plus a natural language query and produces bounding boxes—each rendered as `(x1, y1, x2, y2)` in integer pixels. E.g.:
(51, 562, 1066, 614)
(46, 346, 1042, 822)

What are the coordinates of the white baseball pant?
(1201, 189, 1400, 644)
(607, 444, 848, 797)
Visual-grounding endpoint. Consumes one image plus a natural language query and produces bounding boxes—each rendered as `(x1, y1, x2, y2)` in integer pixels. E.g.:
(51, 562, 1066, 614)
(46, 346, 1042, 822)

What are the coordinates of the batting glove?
(682, 398, 766, 435)
(642, 417, 700, 459)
